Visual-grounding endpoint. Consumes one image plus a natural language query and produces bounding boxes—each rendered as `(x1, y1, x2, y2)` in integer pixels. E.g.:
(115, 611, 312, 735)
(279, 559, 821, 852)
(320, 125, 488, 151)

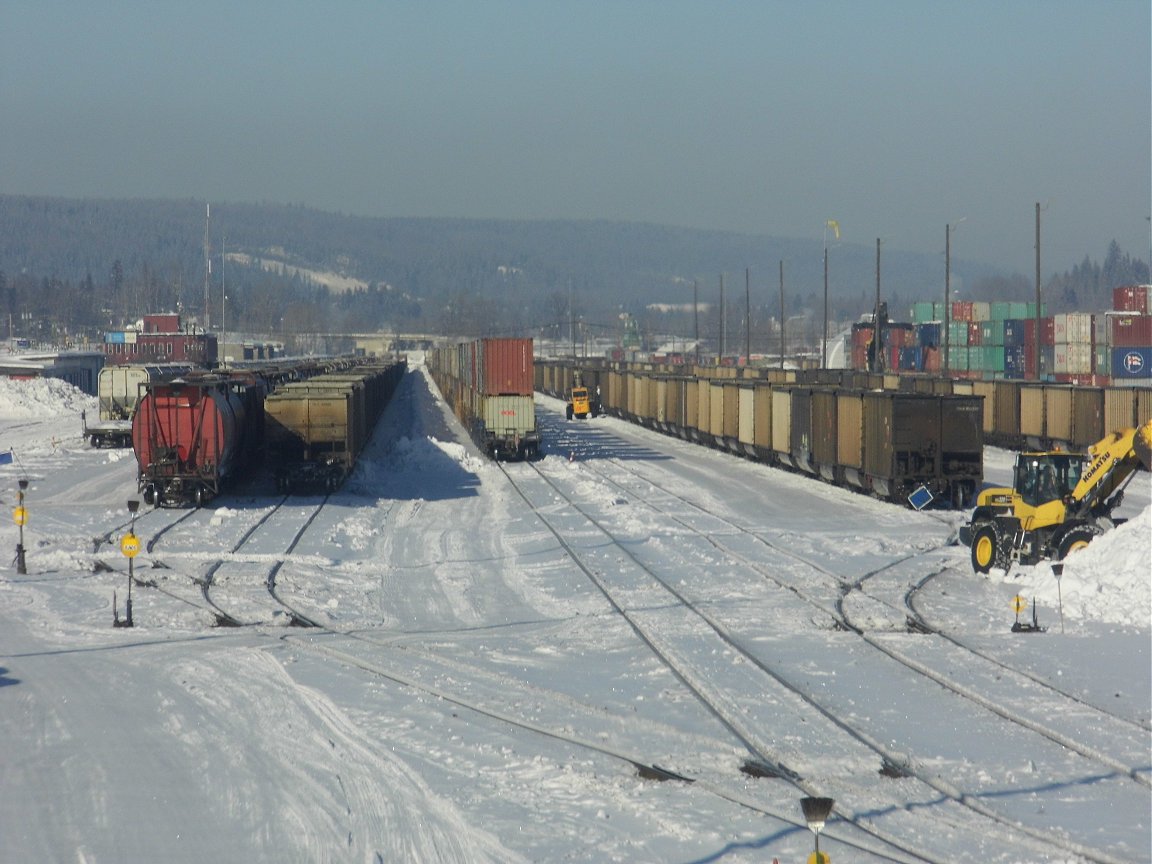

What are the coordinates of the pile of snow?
(1006, 506, 1152, 627)
(0, 376, 93, 417)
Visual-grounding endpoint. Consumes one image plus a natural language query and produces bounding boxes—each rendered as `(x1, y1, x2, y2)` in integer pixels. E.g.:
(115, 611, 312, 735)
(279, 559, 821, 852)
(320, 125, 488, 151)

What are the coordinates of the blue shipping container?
(899, 347, 922, 371)
(1003, 319, 1027, 348)
(1004, 346, 1027, 377)
(1111, 346, 1152, 379)
(105, 332, 125, 344)
(916, 322, 941, 348)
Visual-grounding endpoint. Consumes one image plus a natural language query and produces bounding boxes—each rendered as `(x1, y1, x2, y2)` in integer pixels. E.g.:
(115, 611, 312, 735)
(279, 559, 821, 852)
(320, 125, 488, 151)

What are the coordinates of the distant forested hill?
(0, 194, 1142, 347)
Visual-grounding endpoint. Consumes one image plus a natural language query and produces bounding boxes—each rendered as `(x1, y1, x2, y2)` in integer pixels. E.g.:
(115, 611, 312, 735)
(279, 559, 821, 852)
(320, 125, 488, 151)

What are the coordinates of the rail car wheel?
(970, 524, 1002, 573)
(1056, 525, 1099, 560)
(143, 485, 156, 506)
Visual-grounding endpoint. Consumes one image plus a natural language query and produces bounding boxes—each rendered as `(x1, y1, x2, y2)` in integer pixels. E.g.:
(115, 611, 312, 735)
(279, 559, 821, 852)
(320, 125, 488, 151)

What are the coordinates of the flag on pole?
(826, 219, 840, 240)
(0, 451, 12, 466)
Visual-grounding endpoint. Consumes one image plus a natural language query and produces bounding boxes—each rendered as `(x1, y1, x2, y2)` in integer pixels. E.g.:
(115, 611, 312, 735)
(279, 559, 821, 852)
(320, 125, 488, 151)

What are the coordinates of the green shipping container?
(990, 301, 1012, 320)
(1095, 345, 1110, 375)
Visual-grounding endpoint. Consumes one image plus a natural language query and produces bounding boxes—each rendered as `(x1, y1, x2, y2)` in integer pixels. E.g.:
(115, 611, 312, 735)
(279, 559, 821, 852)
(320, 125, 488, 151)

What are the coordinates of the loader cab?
(1015, 452, 1083, 508)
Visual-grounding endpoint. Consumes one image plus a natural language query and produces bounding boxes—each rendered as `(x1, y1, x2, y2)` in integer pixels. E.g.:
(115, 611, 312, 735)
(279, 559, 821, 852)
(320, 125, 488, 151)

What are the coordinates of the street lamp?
(13, 478, 28, 575)
(801, 796, 835, 863)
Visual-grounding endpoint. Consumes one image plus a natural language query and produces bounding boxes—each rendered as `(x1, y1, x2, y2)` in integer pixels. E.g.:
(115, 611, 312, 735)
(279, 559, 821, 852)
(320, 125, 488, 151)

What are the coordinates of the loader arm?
(1066, 419, 1152, 519)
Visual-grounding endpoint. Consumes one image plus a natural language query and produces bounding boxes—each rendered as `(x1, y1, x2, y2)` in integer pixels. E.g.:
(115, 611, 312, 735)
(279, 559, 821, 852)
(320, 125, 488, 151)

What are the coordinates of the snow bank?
(0, 375, 93, 418)
(1007, 506, 1152, 627)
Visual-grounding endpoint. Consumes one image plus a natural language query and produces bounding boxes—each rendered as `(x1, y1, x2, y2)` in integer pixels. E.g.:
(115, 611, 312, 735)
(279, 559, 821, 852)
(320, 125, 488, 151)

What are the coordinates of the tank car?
(132, 372, 267, 506)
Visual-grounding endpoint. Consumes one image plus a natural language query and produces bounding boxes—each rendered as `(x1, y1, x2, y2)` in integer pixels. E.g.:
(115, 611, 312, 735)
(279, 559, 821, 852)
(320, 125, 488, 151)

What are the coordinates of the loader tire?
(970, 523, 1004, 574)
(1056, 525, 1099, 561)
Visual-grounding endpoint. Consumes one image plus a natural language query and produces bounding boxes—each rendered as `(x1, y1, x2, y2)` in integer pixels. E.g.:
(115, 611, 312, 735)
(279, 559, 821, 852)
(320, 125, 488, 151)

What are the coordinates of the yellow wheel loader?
(960, 419, 1152, 573)
(565, 370, 599, 420)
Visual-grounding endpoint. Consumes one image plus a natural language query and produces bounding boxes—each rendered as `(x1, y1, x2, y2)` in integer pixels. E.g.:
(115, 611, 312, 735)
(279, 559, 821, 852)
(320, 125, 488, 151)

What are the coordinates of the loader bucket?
(1134, 419, 1152, 472)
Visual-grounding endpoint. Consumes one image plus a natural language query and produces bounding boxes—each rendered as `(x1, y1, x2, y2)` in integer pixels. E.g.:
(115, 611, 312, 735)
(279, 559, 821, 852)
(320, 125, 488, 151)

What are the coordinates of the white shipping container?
(971, 301, 991, 322)
(1054, 343, 1093, 374)
(1053, 313, 1068, 343)
(1066, 312, 1095, 345)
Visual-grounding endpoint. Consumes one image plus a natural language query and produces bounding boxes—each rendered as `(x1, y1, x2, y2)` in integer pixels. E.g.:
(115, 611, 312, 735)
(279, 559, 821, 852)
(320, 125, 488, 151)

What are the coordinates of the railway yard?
(0, 360, 1149, 863)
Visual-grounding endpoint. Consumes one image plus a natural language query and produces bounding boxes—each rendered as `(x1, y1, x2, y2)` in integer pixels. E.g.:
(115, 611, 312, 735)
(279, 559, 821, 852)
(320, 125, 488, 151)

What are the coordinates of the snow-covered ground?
(0, 366, 1148, 863)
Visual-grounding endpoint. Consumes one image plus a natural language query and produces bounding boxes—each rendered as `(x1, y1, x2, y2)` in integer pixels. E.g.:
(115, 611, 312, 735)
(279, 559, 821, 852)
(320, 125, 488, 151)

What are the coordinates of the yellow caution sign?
(808, 852, 830, 864)
(12, 505, 27, 527)
(121, 532, 140, 558)
(1012, 595, 1027, 614)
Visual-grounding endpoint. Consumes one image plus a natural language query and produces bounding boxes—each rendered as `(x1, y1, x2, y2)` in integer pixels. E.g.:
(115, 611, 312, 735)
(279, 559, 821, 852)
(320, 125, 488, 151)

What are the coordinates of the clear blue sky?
(2, 0, 1149, 275)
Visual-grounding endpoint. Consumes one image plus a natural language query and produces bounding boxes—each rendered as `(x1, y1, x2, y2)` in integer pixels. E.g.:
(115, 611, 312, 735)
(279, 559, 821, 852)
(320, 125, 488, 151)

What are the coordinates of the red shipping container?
(1109, 314, 1152, 347)
(479, 337, 534, 395)
(967, 322, 983, 346)
(922, 346, 941, 372)
(952, 300, 974, 322)
(1113, 285, 1150, 314)
(1024, 317, 1056, 346)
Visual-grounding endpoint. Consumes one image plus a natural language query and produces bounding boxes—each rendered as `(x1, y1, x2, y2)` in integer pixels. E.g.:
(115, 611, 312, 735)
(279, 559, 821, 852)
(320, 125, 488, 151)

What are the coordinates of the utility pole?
(203, 204, 211, 332)
(779, 260, 785, 370)
(945, 223, 951, 374)
(822, 236, 829, 368)
(693, 279, 700, 364)
(875, 238, 884, 373)
(718, 273, 725, 363)
(745, 267, 751, 366)
(1034, 202, 1042, 381)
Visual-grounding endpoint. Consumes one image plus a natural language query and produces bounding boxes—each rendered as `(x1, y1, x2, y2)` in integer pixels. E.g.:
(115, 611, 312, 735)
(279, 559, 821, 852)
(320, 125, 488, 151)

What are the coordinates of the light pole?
(945, 218, 965, 374)
(13, 478, 28, 575)
(801, 796, 835, 863)
(823, 220, 840, 369)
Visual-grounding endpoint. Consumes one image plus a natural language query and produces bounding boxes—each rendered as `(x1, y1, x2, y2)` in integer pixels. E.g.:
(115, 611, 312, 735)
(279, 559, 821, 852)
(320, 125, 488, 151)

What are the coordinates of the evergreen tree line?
(0, 194, 1145, 347)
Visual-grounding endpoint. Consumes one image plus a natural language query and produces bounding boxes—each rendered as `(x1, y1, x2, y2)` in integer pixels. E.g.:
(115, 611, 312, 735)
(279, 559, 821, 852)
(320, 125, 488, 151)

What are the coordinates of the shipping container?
(1111, 346, 1152, 379)
(479, 338, 534, 395)
(1113, 284, 1150, 315)
(1108, 314, 1152, 347)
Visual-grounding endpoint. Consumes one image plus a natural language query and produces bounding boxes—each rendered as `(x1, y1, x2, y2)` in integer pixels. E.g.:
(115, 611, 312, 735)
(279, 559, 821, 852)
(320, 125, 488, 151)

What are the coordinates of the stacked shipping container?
(854, 285, 1152, 384)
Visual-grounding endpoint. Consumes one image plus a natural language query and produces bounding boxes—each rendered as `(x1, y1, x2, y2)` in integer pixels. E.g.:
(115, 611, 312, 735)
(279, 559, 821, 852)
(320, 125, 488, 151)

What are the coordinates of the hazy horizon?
(2, 1, 1148, 277)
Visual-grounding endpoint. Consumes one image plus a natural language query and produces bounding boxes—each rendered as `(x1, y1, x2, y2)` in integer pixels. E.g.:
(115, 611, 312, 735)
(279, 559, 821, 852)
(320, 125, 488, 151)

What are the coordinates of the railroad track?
(97, 495, 335, 628)
(590, 450, 1152, 781)
(496, 443, 1145, 863)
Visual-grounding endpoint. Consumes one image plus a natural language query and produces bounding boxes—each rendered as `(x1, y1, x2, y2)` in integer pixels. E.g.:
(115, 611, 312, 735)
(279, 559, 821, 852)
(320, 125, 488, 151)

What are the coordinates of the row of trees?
(0, 195, 1145, 349)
